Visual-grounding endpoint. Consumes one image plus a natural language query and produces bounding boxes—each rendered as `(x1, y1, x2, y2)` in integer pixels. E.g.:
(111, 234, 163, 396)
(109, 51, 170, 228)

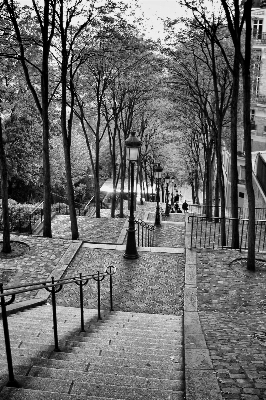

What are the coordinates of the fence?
(135, 219, 155, 247)
(188, 204, 266, 220)
(0, 266, 116, 388)
(189, 215, 266, 252)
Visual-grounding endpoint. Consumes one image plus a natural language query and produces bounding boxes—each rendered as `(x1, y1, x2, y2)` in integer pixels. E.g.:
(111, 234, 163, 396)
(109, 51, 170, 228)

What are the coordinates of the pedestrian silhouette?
(182, 200, 188, 213)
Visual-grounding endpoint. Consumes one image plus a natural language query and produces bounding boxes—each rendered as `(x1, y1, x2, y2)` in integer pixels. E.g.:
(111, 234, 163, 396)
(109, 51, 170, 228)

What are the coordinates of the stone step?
(63, 341, 182, 355)
(28, 366, 184, 391)
(0, 307, 185, 399)
(28, 357, 183, 378)
(0, 387, 109, 400)
(50, 349, 183, 364)
(4, 326, 183, 341)
(0, 337, 182, 353)
(1, 385, 185, 400)
(3, 330, 182, 347)
(6, 320, 182, 333)
(0, 354, 184, 374)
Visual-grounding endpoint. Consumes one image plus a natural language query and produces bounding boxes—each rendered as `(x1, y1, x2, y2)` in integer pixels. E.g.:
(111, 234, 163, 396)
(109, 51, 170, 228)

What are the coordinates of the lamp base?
(123, 252, 139, 259)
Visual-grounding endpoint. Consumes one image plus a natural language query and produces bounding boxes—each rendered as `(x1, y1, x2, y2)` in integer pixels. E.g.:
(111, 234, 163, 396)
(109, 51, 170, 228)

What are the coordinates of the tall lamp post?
(150, 160, 154, 201)
(161, 179, 165, 203)
(154, 163, 163, 226)
(165, 174, 170, 216)
(171, 177, 175, 206)
(124, 131, 142, 259)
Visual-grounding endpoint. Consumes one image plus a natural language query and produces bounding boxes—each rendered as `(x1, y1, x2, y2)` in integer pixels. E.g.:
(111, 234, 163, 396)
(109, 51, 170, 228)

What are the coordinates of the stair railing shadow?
(0, 266, 116, 388)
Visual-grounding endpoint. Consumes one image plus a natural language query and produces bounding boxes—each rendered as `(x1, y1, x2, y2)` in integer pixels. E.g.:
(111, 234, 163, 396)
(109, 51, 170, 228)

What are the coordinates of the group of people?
(168, 199, 188, 214)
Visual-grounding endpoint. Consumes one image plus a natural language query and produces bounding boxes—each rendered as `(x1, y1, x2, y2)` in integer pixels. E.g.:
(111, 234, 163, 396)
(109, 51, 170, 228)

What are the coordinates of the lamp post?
(171, 177, 175, 206)
(154, 163, 163, 226)
(174, 183, 177, 202)
(150, 160, 154, 202)
(161, 179, 165, 203)
(124, 131, 142, 259)
(165, 174, 170, 216)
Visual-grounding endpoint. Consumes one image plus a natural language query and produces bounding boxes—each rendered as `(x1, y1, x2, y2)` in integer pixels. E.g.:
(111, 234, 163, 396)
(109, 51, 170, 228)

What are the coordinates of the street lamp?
(165, 174, 170, 216)
(124, 131, 142, 259)
(150, 160, 154, 202)
(171, 177, 175, 206)
(154, 163, 163, 226)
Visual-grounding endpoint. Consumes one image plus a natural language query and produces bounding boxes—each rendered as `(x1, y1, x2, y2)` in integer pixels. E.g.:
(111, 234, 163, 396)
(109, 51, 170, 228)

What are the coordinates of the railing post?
(109, 271, 114, 312)
(51, 277, 60, 352)
(79, 273, 85, 332)
(97, 271, 102, 321)
(0, 285, 20, 388)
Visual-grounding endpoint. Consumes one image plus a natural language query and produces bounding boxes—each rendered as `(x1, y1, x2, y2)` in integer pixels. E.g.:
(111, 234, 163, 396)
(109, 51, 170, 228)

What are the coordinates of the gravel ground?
(51, 215, 126, 243)
(56, 248, 185, 315)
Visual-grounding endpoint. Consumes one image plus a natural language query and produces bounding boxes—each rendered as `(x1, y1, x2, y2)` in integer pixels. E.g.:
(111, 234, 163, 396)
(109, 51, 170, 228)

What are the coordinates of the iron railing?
(189, 215, 266, 252)
(188, 204, 266, 221)
(135, 219, 155, 247)
(0, 266, 116, 388)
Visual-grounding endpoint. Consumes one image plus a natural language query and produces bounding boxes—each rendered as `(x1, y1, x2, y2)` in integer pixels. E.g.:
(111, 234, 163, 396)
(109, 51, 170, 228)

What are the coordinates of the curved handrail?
(0, 265, 116, 387)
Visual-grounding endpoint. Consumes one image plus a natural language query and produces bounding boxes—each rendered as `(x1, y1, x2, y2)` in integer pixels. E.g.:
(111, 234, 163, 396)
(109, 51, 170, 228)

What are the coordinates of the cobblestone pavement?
(0, 234, 71, 302)
(197, 249, 266, 400)
(56, 248, 185, 315)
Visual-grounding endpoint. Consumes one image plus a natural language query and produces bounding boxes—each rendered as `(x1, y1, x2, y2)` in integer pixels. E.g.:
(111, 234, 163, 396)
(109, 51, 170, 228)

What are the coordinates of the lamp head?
(154, 163, 163, 179)
(165, 174, 170, 184)
(125, 131, 142, 161)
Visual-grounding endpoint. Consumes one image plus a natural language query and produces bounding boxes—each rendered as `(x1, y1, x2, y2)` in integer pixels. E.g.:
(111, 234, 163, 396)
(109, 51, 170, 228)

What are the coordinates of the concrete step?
(0, 306, 185, 399)
(28, 366, 184, 391)
(50, 349, 183, 364)
(1, 385, 185, 399)
(0, 387, 109, 400)
(28, 357, 183, 379)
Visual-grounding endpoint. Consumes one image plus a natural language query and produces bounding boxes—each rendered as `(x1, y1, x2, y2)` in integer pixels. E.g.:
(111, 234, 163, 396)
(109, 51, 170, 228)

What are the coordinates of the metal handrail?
(0, 265, 116, 388)
(135, 218, 155, 247)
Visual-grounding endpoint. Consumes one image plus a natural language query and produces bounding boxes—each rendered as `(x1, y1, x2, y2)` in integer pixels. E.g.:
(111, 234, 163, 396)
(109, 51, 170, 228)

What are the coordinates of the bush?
(0, 200, 39, 232)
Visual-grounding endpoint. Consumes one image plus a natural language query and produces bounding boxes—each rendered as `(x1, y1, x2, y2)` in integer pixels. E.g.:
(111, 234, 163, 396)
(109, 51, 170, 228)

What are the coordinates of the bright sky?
(138, 0, 188, 39)
(18, 0, 188, 40)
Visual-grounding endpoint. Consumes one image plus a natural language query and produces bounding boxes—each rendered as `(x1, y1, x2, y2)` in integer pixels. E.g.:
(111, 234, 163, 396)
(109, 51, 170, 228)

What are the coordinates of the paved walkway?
(1, 201, 266, 399)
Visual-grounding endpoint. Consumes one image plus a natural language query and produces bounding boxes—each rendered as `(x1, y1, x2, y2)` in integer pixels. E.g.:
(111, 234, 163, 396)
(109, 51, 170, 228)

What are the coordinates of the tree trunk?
(242, 0, 255, 270)
(231, 54, 240, 248)
(0, 118, 11, 253)
(111, 160, 116, 218)
(95, 123, 101, 218)
(41, 0, 52, 238)
(60, 41, 79, 239)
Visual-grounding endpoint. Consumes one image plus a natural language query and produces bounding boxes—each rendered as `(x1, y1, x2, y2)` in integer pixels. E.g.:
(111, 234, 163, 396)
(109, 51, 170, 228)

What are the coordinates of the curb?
(184, 215, 223, 400)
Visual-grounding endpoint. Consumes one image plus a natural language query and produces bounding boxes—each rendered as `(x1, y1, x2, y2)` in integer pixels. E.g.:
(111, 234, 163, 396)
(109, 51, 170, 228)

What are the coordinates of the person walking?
(174, 192, 179, 203)
(182, 200, 188, 213)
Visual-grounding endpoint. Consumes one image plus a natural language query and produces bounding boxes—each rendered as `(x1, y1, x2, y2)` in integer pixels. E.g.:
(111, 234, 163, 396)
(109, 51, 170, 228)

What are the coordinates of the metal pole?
(155, 178, 161, 226)
(165, 183, 170, 216)
(51, 277, 60, 352)
(0, 285, 20, 388)
(79, 273, 85, 332)
(110, 273, 114, 312)
(124, 161, 138, 259)
(97, 271, 102, 320)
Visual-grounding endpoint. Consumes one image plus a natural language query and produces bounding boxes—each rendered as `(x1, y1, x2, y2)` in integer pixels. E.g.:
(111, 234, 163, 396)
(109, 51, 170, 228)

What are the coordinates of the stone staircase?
(0, 305, 185, 399)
